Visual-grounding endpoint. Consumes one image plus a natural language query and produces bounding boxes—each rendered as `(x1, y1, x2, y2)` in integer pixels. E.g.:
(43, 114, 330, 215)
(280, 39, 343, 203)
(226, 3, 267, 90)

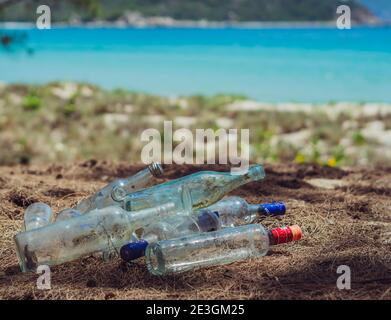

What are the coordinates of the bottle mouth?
(145, 243, 165, 276)
(111, 186, 127, 202)
(247, 165, 266, 181)
(148, 162, 164, 177)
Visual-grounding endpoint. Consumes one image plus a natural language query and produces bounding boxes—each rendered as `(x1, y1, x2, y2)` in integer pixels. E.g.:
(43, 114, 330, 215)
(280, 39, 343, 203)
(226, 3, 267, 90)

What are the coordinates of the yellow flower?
(295, 153, 306, 164)
(327, 157, 337, 167)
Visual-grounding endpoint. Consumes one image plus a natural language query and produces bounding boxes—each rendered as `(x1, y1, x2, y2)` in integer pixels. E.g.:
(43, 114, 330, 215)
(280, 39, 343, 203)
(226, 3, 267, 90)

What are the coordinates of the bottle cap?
(289, 225, 302, 241)
(270, 225, 302, 245)
(260, 202, 286, 216)
(120, 240, 149, 262)
(148, 162, 164, 177)
(197, 210, 221, 232)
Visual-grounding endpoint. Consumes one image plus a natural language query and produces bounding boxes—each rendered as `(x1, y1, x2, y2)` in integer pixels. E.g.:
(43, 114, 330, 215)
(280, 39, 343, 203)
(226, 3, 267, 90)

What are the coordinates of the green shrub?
(22, 95, 41, 111)
(352, 131, 366, 146)
(63, 103, 77, 117)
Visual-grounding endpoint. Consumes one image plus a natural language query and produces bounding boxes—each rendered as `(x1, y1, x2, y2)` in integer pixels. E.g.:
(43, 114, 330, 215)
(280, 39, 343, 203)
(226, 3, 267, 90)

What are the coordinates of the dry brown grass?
(0, 162, 390, 300)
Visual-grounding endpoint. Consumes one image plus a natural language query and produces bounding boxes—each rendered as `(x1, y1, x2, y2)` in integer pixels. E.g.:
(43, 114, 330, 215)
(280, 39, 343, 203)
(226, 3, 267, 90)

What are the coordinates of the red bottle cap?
(270, 225, 302, 245)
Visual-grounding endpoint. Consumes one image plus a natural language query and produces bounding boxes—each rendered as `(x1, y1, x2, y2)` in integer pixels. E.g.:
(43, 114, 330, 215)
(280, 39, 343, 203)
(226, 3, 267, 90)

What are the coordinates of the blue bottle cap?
(120, 240, 149, 262)
(260, 202, 286, 216)
(197, 210, 221, 232)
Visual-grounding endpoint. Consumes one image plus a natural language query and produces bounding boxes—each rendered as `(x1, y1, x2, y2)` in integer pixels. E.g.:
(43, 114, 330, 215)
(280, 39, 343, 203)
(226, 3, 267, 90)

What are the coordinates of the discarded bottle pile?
(14, 163, 302, 275)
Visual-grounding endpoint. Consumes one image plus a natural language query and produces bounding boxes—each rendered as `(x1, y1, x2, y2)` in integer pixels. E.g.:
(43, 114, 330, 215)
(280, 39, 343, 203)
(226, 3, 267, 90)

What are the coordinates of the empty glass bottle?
(145, 224, 302, 275)
(122, 165, 265, 212)
(202, 197, 286, 227)
(120, 198, 285, 261)
(14, 201, 180, 272)
(120, 210, 221, 262)
(23, 202, 53, 231)
(75, 162, 163, 214)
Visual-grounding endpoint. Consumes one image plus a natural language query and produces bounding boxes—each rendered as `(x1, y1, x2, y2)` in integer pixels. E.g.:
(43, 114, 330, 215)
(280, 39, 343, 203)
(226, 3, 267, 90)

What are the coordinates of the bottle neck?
(122, 163, 162, 192)
(267, 225, 302, 246)
(248, 204, 261, 216)
(222, 166, 265, 193)
(123, 169, 151, 189)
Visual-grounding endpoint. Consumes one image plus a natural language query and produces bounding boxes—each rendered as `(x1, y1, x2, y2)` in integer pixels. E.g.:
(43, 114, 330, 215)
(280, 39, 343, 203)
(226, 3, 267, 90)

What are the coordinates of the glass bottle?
(120, 210, 221, 262)
(23, 202, 53, 231)
(14, 201, 180, 272)
(202, 197, 286, 227)
(145, 224, 302, 275)
(120, 199, 285, 262)
(122, 165, 265, 212)
(74, 162, 163, 214)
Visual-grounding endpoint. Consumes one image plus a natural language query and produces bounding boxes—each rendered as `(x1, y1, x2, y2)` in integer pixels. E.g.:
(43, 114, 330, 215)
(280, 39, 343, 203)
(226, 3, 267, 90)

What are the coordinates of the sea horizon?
(1, 20, 390, 29)
(1, 26, 391, 103)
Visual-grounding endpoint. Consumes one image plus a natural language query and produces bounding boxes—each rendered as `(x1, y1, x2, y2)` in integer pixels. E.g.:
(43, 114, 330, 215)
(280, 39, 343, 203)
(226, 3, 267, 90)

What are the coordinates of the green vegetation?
(352, 130, 366, 146)
(0, 0, 371, 23)
(22, 94, 41, 111)
(0, 82, 390, 166)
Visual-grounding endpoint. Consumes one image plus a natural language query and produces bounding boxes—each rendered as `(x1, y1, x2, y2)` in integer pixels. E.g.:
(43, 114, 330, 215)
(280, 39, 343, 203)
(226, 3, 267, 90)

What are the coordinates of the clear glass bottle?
(120, 210, 221, 262)
(75, 162, 163, 214)
(145, 224, 302, 275)
(120, 199, 285, 262)
(14, 201, 180, 272)
(202, 197, 286, 227)
(122, 165, 265, 212)
(23, 202, 53, 231)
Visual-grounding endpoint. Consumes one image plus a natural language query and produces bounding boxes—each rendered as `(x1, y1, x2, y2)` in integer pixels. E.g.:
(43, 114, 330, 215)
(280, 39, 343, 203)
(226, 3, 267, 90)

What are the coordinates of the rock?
(174, 116, 197, 127)
(215, 117, 233, 129)
(226, 100, 264, 112)
(103, 113, 130, 129)
(362, 121, 391, 147)
(52, 83, 78, 100)
(305, 178, 348, 190)
(271, 129, 312, 147)
(80, 86, 93, 97)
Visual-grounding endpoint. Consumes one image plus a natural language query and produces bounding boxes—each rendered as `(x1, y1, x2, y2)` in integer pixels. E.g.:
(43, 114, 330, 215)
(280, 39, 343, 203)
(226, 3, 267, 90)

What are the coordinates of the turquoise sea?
(0, 26, 390, 102)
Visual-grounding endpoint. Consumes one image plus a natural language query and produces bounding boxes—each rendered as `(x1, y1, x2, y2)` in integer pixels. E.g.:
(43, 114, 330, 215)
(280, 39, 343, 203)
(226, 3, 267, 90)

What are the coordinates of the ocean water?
(0, 26, 390, 103)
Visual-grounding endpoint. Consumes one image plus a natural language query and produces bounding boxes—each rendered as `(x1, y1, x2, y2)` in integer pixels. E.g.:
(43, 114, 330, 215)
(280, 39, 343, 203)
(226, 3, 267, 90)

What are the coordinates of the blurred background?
(0, 0, 390, 167)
